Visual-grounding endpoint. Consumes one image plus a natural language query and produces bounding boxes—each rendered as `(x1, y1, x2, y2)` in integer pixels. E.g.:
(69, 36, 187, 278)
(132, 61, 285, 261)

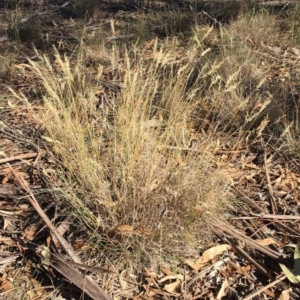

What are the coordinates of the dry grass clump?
(12, 5, 300, 275)
(17, 37, 239, 269)
(226, 10, 278, 47)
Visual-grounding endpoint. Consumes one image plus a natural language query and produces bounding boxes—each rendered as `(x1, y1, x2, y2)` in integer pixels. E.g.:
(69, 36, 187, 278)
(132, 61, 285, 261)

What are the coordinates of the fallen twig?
(32, 149, 45, 167)
(242, 275, 286, 300)
(263, 151, 278, 214)
(48, 257, 110, 299)
(0, 151, 46, 164)
(7, 163, 112, 300)
(254, 214, 300, 220)
(106, 34, 135, 41)
(233, 244, 268, 275)
(232, 187, 265, 213)
(214, 221, 283, 259)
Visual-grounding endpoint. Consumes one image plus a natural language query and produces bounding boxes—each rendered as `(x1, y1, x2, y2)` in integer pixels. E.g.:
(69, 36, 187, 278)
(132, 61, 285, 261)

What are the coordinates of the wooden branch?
(263, 151, 278, 214)
(259, 1, 296, 7)
(254, 214, 300, 220)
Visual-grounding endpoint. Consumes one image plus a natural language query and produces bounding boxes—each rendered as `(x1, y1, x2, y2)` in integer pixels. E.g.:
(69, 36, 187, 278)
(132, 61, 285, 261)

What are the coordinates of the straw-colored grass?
(14, 34, 238, 267)
(12, 6, 300, 274)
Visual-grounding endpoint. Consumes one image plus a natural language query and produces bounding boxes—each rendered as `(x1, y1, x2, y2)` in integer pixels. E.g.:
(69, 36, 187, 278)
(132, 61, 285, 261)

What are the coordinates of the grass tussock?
(17, 37, 239, 266)
(12, 6, 300, 273)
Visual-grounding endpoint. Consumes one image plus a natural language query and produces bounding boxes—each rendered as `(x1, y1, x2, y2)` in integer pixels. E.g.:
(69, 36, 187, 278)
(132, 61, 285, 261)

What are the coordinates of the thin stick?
(0, 151, 46, 164)
(242, 275, 286, 300)
(33, 149, 45, 167)
(254, 214, 300, 220)
(233, 245, 268, 275)
(263, 151, 278, 214)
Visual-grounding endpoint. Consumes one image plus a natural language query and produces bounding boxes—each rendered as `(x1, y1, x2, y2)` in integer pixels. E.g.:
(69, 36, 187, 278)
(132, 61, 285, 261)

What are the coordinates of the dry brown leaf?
(3, 217, 16, 230)
(23, 226, 37, 241)
(163, 277, 182, 295)
(255, 283, 276, 298)
(256, 238, 277, 246)
(116, 225, 134, 234)
(135, 228, 152, 236)
(235, 265, 253, 282)
(1, 173, 12, 184)
(160, 266, 174, 276)
(146, 291, 156, 298)
(143, 38, 156, 50)
(144, 268, 157, 296)
(0, 273, 14, 292)
(187, 244, 232, 271)
(199, 100, 209, 111)
(144, 268, 157, 277)
(278, 288, 291, 300)
(217, 279, 229, 300)
(263, 287, 275, 297)
(176, 155, 184, 166)
(159, 274, 184, 283)
(293, 190, 300, 203)
(149, 179, 159, 192)
(292, 48, 300, 56)
(290, 179, 298, 190)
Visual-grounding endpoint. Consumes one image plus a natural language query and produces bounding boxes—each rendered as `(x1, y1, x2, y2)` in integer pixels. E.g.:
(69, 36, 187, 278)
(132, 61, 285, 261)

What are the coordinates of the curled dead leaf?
(162, 276, 183, 295)
(186, 244, 232, 271)
(278, 288, 291, 300)
(217, 279, 229, 300)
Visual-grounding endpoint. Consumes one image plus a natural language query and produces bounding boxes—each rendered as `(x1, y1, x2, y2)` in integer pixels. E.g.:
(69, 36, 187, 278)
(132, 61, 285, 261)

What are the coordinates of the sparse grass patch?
(205, 10, 298, 138)
(285, 3, 300, 46)
(228, 9, 278, 47)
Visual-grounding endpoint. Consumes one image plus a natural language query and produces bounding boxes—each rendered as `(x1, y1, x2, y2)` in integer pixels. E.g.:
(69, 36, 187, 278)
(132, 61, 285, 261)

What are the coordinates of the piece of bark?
(49, 257, 112, 300)
(0, 185, 24, 199)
